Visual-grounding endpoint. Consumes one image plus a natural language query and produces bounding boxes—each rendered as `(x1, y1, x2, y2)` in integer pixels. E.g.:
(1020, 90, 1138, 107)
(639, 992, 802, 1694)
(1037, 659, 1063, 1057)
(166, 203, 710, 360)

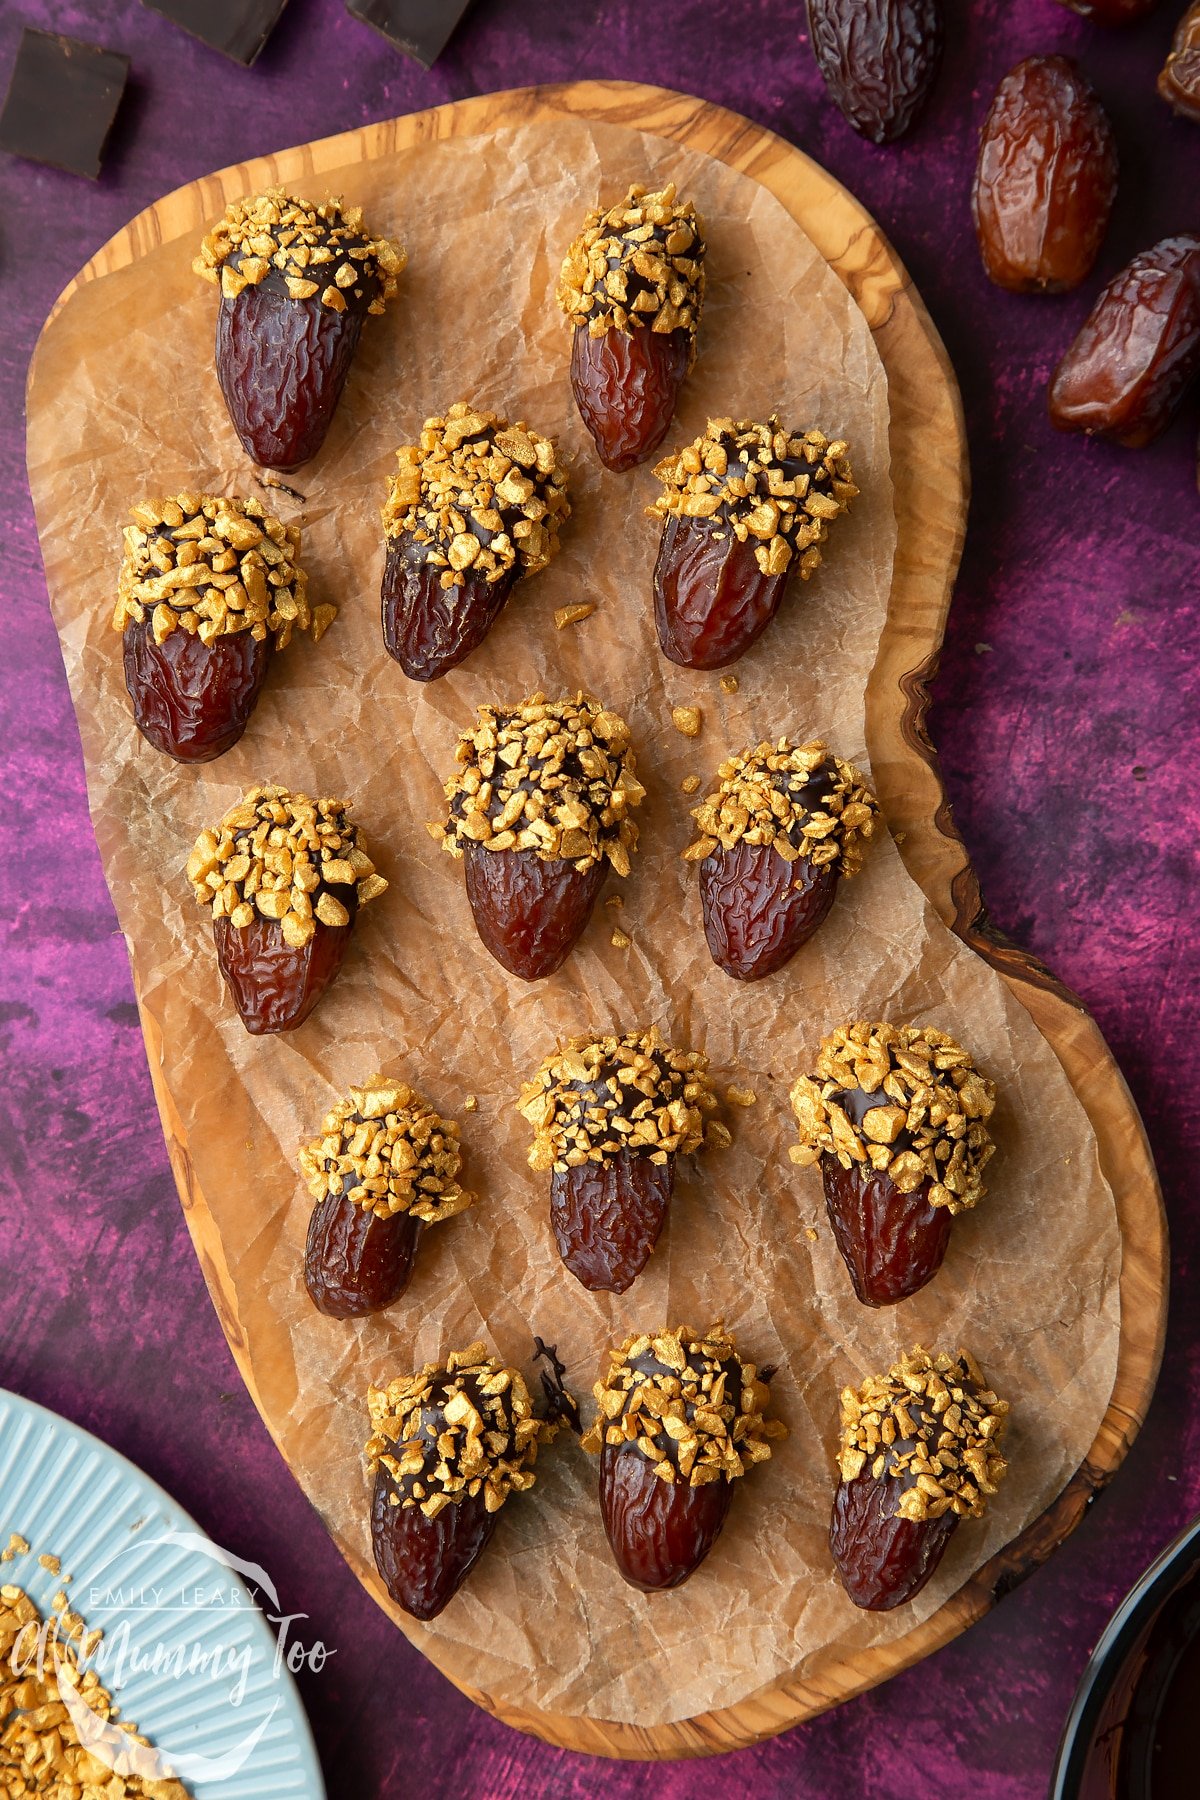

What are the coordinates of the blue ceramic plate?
(0, 1389, 325, 1798)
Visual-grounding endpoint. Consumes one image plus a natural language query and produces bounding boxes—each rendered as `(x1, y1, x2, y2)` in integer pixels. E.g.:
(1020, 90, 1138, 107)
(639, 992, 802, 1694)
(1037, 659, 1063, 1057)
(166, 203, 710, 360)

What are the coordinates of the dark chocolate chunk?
(345, 0, 474, 68)
(0, 29, 129, 180)
(142, 0, 290, 66)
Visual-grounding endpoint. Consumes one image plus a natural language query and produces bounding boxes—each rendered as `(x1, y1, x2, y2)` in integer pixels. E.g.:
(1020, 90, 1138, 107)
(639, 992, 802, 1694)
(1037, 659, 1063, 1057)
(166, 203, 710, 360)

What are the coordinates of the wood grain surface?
(31, 80, 1167, 1760)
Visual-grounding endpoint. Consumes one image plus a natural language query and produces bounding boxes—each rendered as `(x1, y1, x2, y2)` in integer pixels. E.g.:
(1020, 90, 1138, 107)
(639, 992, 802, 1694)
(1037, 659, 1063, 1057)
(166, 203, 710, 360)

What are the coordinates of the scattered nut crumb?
(463, 1094, 478, 1112)
(554, 602, 595, 630)
(38, 1553, 61, 1575)
(604, 893, 624, 909)
(672, 704, 702, 737)
(725, 1085, 757, 1107)
(805, 1226, 818, 1242)
(681, 774, 701, 794)
(1, 1533, 29, 1562)
(720, 674, 739, 694)
(0, 1575, 190, 1794)
(611, 928, 631, 949)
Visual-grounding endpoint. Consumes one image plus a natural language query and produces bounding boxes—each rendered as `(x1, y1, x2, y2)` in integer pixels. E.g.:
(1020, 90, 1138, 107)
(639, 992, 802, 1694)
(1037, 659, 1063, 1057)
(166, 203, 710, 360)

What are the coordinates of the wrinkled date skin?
(973, 57, 1118, 294)
(304, 1188, 421, 1318)
(1049, 235, 1200, 446)
(570, 325, 691, 471)
(806, 0, 944, 144)
(122, 618, 272, 762)
(215, 273, 367, 471)
(381, 534, 516, 681)
(654, 515, 790, 669)
(830, 1471, 958, 1610)
(371, 1463, 496, 1621)
(599, 1444, 734, 1590)
(822, 1155, 951, 1306)
(463, 843, 606, 981)
(550, 1151, 675, 1292)
(1053, 0, 1158, 23)
(699, 840, 839, 980)
(1159, 3, 1200, 121)
(213, 900, 355, 1035)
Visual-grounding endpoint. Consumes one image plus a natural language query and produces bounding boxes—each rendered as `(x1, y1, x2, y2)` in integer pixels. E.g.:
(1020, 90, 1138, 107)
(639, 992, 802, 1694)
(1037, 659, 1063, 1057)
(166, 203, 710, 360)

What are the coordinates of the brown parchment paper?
(27, 117, 1122, 1728)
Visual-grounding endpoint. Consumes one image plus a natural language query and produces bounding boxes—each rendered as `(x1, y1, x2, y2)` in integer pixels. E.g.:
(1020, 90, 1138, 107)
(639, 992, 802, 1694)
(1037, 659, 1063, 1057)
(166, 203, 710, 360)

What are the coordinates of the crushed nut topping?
(837, 1346, 1009, 1523)
(382, 402, 570, 595)
(432, 692, 644, 873)
(194, 187, 405, 314)
(683, 739, 878, 874)
(299, 1078, 474, 1224)
(789, 1022, 996, 1213)
(580, 1323, 785, 1487)
(671, 704, 702, 737)
(187, 784, 387, 949)
(557, 183, 705, 351)
(650, 419, 858, 580)
(0, 1575, 189, 1795)
(111, 493, 326, 649)
(366, 1343, 558, 1519)
(518, 1028, 728, 1172)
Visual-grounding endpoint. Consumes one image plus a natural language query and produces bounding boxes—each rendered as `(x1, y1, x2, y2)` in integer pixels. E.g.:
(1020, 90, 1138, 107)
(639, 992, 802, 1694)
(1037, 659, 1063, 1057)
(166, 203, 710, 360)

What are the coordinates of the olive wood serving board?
(28, 80, 1167, 1760)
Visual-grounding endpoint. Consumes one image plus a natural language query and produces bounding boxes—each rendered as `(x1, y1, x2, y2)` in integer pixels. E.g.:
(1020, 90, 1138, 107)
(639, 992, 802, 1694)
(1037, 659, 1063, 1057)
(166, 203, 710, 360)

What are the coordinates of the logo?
(8, 1529, 330, 1784)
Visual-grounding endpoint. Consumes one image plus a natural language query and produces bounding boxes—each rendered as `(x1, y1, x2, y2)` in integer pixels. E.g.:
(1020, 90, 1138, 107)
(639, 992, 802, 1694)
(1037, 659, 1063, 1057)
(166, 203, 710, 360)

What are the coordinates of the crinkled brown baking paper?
(27, 119, 1121, 1728)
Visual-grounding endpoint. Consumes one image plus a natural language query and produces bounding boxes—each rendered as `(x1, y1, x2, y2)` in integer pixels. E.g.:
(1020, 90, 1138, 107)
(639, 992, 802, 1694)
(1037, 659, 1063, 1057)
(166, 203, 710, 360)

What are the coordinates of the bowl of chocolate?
(1051, 1512, 1200, 1800)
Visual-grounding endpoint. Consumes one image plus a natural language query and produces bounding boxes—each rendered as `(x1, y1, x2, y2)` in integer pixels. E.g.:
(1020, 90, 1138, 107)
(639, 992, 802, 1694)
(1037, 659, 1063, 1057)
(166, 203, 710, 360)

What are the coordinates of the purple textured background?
(1, 2, 1197, 1795)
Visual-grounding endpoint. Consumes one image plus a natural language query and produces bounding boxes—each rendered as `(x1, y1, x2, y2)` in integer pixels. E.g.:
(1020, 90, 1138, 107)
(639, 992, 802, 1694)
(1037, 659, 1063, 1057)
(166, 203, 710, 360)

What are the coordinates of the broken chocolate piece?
(0, 29, 128, 180)
(142, 0, 289, 65)
(345, 0, 474, 68)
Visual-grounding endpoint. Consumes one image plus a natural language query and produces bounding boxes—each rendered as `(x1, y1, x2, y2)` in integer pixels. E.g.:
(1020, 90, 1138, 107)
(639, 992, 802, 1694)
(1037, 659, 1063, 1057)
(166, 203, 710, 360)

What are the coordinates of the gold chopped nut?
(683, 739, 878, 874)
(194, 187, 405, 317)
(367, 1344, 561, 1517)
(725, 1085, 757, 1107)
(611, 927, 631, 949)
(671, 704, 702, 737)
(557, 183, 705, 353)
(649, 419, 857, 580)
(720, 674, 739, 694)
(436, 692, 643, 873)
(837, 1346, 1009, 1522)
(299, 1077, 474, 1225)
(518, 1028, 723, 1173)
(604, 893, 624, 910)
(581, 1323, 785, 1488)
(187, 785, 386, 940)
(463, 1093, 478, 1112)
(111, 493, 322, 649)
(382, 402, 569, 591)
(789, 1022, 996, 1211)
(0, 1576, 190, 1794)
(1, 1533, 29, 1562)
(37, 1553, 61, 1575)
(554, 602, 595, 629)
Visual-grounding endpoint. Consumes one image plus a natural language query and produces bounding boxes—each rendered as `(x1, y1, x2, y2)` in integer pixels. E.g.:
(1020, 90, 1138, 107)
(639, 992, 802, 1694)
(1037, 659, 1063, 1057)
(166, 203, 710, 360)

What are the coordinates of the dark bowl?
(1052, 1512, 1200, 1800)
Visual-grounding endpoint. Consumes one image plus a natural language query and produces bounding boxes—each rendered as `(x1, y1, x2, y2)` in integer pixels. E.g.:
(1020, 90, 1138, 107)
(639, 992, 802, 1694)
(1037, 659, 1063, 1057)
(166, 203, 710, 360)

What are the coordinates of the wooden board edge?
(26, 79, 1167, 1760)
